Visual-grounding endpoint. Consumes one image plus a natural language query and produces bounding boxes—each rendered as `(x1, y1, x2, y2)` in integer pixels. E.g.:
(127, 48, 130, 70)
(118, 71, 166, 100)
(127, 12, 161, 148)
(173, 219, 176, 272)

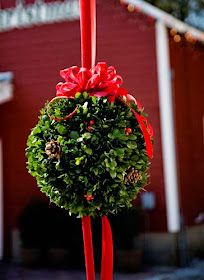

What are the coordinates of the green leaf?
(109, 196, 115, 203)
(105, 159, 110, 168)
(56, 125, 68, 135)
(135, 164, 142, 170)
(110, 170, 116, 178)
(75, 156, 85, 165)
(57, 135, 64, 144)
(128, 134, 137, 140)
(32, 126, 41, 135)
(83, 108, 88, 115)
(115, 148, 125, 157)
(113, 129, 120, 137)
(75, 92, 81, 98)
(63, 175, 73, 185)
(92, 96, 97, 104)
(102, 124, 109, 128)
(93, 182, 99, 191)
(127, 142, 137, 149)
(70, 131, 79, 139)
(109, 160, 117, 170)
(108, 133, 113, 139)
(85, 148, 93, 155)
(83, 132, 92, 139)
(55, 161, 62, 170)
(117, 173, 123, 180)
(83, 92, 88, 98)
(93, 169, 98, 176)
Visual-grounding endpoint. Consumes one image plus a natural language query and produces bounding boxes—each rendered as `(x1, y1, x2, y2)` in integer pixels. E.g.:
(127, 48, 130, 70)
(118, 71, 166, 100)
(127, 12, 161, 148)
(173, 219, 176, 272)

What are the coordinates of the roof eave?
(124, 0, 204, 42)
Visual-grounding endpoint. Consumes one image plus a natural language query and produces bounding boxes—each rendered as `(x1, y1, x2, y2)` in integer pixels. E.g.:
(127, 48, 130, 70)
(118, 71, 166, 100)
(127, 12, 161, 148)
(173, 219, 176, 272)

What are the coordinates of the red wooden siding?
(0, 0, 165, 256)
(170, 38, 204, 226)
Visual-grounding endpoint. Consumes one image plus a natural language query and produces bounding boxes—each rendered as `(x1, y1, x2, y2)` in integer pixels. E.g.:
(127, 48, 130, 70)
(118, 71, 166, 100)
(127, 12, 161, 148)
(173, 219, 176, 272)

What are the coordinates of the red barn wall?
(169, 38, 204, 227)
(0, 0, 165, 257)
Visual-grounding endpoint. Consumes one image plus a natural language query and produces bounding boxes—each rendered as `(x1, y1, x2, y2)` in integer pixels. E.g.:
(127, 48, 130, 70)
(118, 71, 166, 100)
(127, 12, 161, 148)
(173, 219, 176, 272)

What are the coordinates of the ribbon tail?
(82, 216, 95, 280)
(132, 110, 153, 159)
(100, 216, 113, 280)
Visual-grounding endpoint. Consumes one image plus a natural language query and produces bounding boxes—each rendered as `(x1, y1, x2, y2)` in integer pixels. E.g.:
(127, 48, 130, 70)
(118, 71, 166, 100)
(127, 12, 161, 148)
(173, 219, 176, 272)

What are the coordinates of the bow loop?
(106, 66, 117, 80)
(78, 68, 92, 89)
(60, 66, 80, 83)
(112, 75, 123, 88)
(56, 82, 79, 97)
(86, 73, 101, 90)
(94, 62, 108, 78)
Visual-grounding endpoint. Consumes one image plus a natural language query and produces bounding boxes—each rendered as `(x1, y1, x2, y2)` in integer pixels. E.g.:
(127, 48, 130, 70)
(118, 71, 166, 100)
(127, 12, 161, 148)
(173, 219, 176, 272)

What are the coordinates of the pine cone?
(45, 140, 60, 159)
(124, 167, 142, 184)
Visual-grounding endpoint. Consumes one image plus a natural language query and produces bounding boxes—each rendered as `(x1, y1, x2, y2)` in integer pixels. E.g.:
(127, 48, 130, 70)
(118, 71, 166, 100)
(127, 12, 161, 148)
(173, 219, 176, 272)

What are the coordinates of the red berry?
(125, 127, 132, 135)
(85, 194, 94, 201)
(87, 126, 93, 131)
(89, 120, 95, 125)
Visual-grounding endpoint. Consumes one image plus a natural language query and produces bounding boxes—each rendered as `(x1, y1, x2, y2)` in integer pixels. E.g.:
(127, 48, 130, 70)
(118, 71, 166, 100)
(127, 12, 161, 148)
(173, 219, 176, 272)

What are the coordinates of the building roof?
(123, 0, 204, 42)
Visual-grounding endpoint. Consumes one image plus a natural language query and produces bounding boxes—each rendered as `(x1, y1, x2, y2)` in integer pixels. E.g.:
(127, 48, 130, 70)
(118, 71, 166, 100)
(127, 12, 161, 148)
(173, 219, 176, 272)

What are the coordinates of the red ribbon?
(79, 0, 96, 69)
(101, 216, 113, 280)
(82, 216, 95, 280)
(82, 216, 113, 280)
(133, 111, 153, 159)
(79, 2, 97, 279)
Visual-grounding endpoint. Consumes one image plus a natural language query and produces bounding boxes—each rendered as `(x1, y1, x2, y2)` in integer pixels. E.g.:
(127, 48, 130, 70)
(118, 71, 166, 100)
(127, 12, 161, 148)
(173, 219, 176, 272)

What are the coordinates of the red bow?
(56, 62, 129, 100)
(55, 62, 153, 159)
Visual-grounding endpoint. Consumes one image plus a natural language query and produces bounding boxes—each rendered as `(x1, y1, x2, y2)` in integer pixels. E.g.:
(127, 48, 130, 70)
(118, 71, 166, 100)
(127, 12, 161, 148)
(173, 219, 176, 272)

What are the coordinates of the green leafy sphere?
(26, 92, 151, 217)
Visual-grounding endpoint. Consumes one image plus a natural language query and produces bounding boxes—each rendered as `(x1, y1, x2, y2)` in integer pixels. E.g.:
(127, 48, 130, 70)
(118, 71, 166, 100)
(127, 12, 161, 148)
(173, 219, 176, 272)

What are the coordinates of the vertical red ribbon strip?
(80, 1, 96, 280)
(79, 1, 113, 280)
(82, 216, 95, 280)
(101, 216, 113, 280)
(79, 0, 96, 68)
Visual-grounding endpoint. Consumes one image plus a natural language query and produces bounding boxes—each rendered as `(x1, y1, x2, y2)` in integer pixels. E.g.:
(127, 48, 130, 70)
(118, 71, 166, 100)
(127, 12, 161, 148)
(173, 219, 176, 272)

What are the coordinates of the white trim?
(0, 139, 3, 259)
(155, 21, 180, 233)
(124, 0, 204, 42)
(0, 0, 79, 32)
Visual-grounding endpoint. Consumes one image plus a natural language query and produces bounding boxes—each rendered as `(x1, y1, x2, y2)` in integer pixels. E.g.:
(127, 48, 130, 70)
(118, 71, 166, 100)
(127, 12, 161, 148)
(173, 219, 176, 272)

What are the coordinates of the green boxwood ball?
(26, 93, 151, 217)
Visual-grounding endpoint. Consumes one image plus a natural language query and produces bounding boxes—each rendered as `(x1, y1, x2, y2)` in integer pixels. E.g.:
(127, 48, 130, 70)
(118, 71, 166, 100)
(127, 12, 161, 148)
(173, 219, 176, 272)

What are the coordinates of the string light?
(174, 34, 181, 43)
(185, 32, 197, 44)
(170, 28, 177, 36)
(127, 4, 135, 13)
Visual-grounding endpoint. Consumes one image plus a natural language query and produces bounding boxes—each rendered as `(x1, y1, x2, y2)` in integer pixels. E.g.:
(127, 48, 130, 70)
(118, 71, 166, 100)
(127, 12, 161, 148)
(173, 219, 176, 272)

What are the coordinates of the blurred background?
(0, 0, 204, 279)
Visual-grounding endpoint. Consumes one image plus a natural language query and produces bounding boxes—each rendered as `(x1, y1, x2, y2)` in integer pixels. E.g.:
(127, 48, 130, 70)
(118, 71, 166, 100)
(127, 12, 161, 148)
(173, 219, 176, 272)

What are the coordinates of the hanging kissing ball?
(26, 63, 153, 217)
